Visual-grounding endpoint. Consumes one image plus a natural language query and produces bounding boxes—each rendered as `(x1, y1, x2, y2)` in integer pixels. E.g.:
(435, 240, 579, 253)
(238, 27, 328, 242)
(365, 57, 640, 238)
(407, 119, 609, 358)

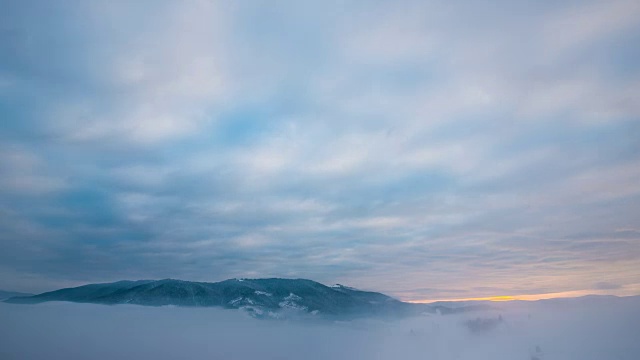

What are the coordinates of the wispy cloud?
(1, 0, 639, 299)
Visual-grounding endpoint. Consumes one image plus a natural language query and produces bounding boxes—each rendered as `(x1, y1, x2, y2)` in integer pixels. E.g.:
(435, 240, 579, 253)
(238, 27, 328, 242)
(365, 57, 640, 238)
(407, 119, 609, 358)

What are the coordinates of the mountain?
(0, 290, 33, 300)
(5, 278, 431, 319)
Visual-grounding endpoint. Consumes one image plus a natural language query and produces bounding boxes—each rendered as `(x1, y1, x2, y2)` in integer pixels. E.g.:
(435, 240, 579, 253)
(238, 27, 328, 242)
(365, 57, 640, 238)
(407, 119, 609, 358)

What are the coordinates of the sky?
(0, 0, 639, 301)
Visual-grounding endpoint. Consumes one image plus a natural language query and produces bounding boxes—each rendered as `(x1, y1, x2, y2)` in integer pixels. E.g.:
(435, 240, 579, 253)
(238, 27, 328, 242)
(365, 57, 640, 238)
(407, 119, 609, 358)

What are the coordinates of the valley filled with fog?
(1, 297, 638, 360)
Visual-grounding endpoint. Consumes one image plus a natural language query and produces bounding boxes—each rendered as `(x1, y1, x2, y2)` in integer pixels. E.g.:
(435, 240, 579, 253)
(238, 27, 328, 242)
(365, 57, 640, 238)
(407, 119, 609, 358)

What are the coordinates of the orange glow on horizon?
(406, 289, 604, 303)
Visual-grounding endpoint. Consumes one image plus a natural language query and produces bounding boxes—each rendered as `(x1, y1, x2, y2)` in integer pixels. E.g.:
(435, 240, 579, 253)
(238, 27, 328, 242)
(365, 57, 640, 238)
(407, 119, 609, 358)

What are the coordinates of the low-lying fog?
(1, 297, 638, 360)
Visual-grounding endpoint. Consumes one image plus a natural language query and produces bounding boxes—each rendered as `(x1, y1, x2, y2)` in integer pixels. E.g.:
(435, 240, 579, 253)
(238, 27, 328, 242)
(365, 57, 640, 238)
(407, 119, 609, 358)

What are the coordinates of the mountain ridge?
(0, 290, 34, 300)
(6, 277, 436, 319)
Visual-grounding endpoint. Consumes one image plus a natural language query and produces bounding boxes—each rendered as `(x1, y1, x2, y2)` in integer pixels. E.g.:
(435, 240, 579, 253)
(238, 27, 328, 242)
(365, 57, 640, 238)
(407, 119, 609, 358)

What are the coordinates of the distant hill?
(0, 290, 33, 300)
(6, 278, 441, 319)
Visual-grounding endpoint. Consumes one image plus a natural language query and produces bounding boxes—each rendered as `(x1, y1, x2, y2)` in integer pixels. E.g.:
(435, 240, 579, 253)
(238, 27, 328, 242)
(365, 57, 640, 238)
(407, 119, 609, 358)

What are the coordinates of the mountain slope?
(5, 278, 419, 318)
(0, 290, 33, 300)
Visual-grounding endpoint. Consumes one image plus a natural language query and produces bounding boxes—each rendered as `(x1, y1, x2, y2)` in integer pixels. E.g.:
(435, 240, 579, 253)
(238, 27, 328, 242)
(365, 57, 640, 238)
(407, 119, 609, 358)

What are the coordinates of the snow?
(254, 291, 272, 297)
(278, 301, 308, 311)
(228, 297, 243, 306)
(331, 284, 357, 291)
(278, 293, 307, 311)
(283, 293, 302, 301)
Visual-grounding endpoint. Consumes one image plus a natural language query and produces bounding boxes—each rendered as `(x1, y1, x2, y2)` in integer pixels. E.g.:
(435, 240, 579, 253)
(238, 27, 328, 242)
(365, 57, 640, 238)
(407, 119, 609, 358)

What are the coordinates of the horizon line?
(9, 277, 639, 303)
(405, 289, 640, 303)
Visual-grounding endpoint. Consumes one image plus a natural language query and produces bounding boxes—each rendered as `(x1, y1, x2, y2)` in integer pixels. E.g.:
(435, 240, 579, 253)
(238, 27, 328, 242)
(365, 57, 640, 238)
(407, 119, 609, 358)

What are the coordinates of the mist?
(2, 298, 638, 360)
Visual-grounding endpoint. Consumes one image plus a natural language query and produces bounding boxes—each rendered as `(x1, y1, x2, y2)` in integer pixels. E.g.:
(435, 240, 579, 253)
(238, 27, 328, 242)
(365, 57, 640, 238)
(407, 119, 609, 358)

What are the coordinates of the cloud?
(0, 146, 68, 194)
(594, 282, 622, 290)
(1, 299, 640, 359)
(0, 0, 639, 299)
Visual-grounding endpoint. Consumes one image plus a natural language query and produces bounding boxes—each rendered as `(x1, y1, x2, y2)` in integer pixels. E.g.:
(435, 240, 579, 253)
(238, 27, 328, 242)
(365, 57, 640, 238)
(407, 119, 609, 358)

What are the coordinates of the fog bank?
(1, 298, 639, 359)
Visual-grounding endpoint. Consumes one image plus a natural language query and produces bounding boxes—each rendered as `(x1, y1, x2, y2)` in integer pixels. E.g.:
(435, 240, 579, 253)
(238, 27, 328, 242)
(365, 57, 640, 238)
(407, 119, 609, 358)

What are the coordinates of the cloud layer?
(1, 0, 639, 299)
(2, 299, 639, 359)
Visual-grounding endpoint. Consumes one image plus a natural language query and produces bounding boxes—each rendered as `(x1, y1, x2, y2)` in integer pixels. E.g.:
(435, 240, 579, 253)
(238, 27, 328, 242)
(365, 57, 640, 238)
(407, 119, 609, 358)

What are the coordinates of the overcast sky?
(1, 0, 639, 301)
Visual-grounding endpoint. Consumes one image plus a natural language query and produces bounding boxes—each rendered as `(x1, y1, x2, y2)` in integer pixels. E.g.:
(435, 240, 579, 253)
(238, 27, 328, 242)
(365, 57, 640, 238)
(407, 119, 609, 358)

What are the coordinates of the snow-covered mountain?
(5, 278, 439, 319)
